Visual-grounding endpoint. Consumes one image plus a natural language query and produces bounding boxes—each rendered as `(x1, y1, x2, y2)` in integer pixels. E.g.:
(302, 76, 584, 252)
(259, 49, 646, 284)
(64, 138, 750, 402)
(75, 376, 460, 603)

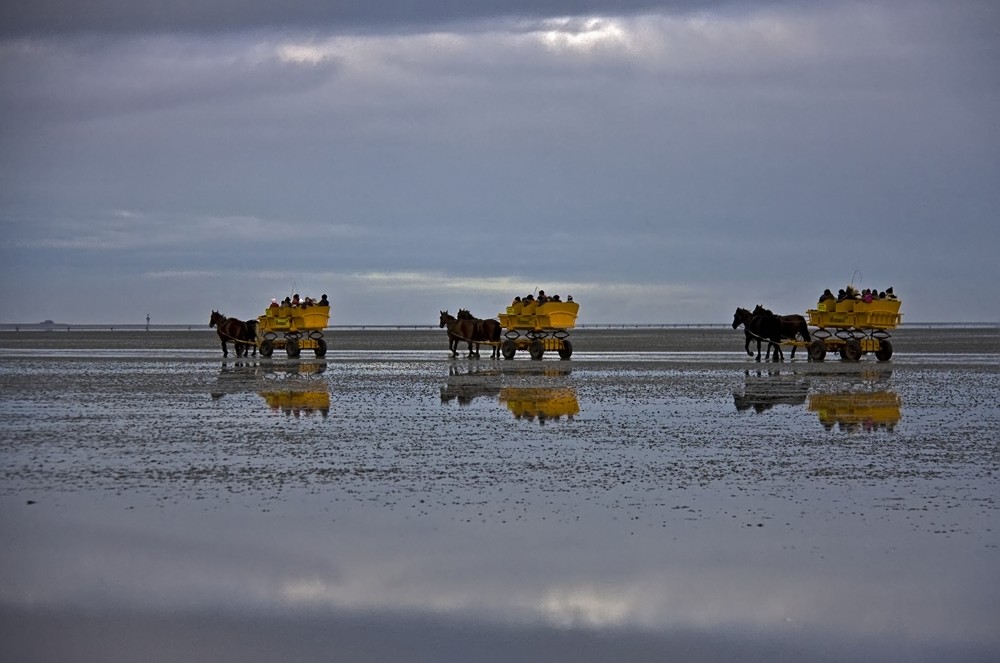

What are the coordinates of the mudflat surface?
(1, 327, 998, 662)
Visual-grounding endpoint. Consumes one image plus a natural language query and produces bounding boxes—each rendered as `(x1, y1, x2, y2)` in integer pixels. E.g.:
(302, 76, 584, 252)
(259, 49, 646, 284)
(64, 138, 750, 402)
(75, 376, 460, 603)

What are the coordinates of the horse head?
(439, 310, 452, 328)
(732, 307, 751, 329)
(210, 310, 222, 327)
(457, 309, 474, 320)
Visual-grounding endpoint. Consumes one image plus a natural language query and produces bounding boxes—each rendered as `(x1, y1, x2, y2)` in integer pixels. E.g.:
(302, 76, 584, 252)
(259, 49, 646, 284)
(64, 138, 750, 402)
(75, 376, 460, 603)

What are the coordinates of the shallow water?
(1, 328, 998, 662)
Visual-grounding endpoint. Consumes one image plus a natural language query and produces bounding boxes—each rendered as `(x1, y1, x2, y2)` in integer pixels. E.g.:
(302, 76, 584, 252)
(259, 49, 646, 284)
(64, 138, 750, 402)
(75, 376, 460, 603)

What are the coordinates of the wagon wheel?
(260, 339, 274, 358)
(808, 339, 827, 362)
(528, 339, 545, 360)
(314, 338, 327, 358)
(874, 339, 893, 362)
(501, 339, 517, 360)
(841, 338, 862, 361)
(558, 339, 573, 360)
(285, 338, 301, 359)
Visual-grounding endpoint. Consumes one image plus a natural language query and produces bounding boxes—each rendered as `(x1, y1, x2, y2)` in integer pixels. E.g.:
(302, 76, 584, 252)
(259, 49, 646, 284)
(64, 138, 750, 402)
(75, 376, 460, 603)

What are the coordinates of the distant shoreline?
(0, 322, 996, 332)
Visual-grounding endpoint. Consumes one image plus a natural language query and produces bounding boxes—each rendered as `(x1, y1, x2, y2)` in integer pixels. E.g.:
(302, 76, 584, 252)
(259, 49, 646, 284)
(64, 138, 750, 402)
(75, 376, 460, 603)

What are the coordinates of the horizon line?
(1, 321, 997, 331)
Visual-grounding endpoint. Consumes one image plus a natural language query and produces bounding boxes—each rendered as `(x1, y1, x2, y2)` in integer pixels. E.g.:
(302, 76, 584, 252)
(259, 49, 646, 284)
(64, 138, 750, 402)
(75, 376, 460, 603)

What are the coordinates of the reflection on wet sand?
(213, 361, 330, 410)
(733, 369, 810, 413)
(809, 391, 901, 432)
(733, 367, 901, 432)
(262, 360, 326, 379)
(439, 364, 503, 405)
(260, 390, 330, 417)
(500, 387, 579, 423)
(439, 364, 579, 422)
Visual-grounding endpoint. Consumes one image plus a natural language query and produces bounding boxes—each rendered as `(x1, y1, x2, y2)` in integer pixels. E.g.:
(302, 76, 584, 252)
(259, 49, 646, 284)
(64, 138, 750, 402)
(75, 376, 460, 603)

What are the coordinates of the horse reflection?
(733, 370, 810, 413)
(440, 364, 504, 405)
(809, 391, 901, 432)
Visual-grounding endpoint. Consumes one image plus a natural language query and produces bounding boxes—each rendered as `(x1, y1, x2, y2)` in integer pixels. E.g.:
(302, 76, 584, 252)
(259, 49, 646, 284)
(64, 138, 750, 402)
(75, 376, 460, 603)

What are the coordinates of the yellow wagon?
(497, 300, 580, 360)
(256, 305, 330, 358)
(800, 298, 902, 361)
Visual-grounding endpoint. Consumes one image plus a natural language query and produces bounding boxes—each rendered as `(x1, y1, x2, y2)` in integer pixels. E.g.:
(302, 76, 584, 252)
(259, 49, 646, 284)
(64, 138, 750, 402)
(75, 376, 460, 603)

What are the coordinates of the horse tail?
(800, 321, 811, 342)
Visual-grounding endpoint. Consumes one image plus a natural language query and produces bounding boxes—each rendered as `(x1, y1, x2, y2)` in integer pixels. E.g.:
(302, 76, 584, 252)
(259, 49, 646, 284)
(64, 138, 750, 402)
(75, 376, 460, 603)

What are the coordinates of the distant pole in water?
(146, 314, 150, 332)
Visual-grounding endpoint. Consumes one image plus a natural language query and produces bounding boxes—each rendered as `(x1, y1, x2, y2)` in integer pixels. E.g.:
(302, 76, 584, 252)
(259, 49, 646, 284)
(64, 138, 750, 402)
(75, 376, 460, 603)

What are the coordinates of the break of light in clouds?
(1, 1, 997, 324)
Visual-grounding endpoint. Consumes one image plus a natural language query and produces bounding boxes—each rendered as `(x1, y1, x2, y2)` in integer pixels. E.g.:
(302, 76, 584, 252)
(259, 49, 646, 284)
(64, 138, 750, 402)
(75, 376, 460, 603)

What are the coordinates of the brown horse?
(244, 319, 258, 357)
(439, 310, 481, 358)
(753, 305, 810, 359)
(732, 307, 784, 362)
(457, 309, 502, 359)
(210, 310, 251, 357)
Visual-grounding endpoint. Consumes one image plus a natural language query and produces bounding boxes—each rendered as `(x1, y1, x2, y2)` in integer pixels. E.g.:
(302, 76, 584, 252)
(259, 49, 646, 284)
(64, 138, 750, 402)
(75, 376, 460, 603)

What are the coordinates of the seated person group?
(818, 285, 897, 304)
(511, 290, 573, 306)
(269, 293, 329, 309)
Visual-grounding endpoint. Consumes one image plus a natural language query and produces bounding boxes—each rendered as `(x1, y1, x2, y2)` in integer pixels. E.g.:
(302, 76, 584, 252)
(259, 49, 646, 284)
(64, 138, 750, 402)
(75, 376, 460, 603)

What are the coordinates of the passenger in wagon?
(319, 294, 329, 306)
(537, 290, 548, 303)
(292, 293, 301, 306)
(819, 289, 835, 302)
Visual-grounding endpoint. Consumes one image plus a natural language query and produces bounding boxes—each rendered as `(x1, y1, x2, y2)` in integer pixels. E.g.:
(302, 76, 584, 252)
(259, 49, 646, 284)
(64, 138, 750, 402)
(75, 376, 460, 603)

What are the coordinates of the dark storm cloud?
(3, 1, 741, 36)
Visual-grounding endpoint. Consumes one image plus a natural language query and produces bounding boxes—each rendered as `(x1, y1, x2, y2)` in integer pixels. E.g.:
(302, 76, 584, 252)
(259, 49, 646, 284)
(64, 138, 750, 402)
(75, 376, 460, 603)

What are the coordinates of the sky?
(1, 0, 998, 325)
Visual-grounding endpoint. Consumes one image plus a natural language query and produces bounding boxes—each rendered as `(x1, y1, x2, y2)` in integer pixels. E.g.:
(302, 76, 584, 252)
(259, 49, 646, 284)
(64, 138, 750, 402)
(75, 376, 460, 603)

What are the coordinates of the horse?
(244, 319, 258, 357)
(439, 310, 480, 358)
(457, 309, 502, 359)
(210, 310, 250, 357)
(732, 307, 784, 362)
(752, 305, 811, 359)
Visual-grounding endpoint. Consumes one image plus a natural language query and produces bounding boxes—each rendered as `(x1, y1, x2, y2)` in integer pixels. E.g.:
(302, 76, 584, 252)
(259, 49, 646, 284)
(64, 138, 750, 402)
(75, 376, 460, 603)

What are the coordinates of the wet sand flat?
(1, 328, 998, 662)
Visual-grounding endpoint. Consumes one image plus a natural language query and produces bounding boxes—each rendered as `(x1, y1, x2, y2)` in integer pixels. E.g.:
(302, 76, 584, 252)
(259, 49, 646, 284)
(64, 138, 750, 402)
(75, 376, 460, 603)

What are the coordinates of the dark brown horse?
(439, 310, 481, 358)
(732, 307, 784, 361)
(457, 309, 502, 359)
(753, 305, 810, 359)
(244, 319, 258, 357)
(210, 310, 251, 357)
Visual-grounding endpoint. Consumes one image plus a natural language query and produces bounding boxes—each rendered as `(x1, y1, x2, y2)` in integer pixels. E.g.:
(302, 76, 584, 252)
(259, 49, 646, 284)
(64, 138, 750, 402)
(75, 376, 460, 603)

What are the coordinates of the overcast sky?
(1, 0, 997, 325)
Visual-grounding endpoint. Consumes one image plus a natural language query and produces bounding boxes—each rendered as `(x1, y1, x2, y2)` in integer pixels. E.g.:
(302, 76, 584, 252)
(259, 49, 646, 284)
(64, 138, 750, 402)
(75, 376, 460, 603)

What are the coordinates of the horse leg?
(221, 338, 228, 357)
(771, 339, 784, 361)
(744, 330, 754, 356)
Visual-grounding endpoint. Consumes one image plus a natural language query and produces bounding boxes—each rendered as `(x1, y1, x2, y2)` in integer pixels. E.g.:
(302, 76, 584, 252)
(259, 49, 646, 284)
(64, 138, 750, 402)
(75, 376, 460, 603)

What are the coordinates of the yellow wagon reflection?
(259, 390, 330, 417)
(499, 387, 579, 423)
(808, 391, 901, 432)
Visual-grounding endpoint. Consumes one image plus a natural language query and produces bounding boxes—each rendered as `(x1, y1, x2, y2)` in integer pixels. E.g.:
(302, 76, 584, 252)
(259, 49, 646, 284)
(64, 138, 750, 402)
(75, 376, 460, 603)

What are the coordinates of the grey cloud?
(0, 37, 339, 123)
(2, 1, 740, 36)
